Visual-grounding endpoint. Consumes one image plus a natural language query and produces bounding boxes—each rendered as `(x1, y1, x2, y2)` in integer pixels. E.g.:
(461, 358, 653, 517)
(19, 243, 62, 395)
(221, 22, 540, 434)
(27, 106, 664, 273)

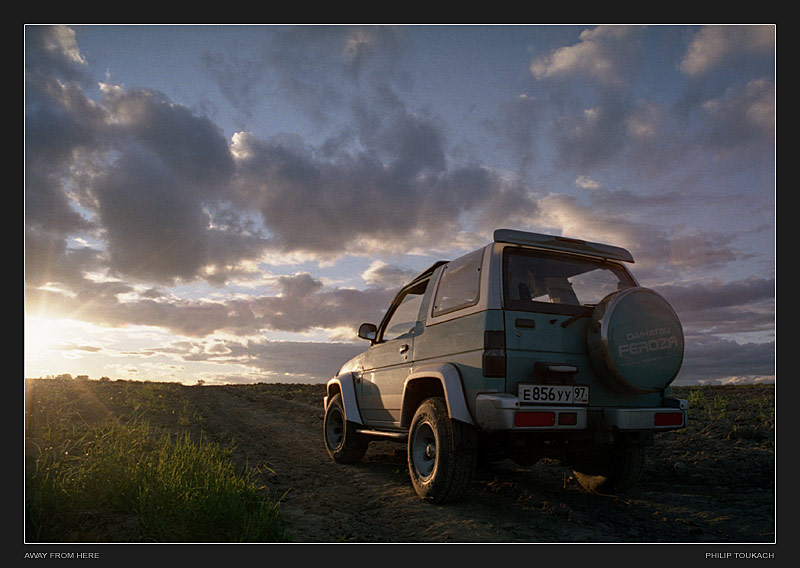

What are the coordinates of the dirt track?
(181, 383, 775, 544)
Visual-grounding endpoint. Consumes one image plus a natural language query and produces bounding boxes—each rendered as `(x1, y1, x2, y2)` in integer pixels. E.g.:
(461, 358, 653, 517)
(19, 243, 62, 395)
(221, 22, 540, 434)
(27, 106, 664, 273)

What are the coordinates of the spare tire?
(587, 287, 684, 394)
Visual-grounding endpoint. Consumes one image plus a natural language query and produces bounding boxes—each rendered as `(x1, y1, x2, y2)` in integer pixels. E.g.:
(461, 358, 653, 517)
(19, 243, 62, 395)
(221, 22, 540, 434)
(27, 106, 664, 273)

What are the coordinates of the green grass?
(672, 383, 775, 426)
(25, 379, 288, 542)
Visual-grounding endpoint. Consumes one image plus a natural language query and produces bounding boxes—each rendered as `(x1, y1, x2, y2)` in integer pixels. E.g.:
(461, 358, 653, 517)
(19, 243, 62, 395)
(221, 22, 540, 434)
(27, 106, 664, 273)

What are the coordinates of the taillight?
(482, 330, 506, 377)
(558, 412, 578, 426)
(515, 411, 555, 427)
(654, 412, 683, 426)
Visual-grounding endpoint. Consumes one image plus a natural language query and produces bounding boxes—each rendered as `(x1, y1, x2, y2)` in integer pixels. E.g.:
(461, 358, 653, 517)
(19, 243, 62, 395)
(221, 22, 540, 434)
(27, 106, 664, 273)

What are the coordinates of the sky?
(24, 24, 775, 386)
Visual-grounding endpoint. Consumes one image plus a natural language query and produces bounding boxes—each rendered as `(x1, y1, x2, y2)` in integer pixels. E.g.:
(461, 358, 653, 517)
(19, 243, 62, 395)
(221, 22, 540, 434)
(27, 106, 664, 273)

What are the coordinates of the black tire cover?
(587, 287, 684, 394)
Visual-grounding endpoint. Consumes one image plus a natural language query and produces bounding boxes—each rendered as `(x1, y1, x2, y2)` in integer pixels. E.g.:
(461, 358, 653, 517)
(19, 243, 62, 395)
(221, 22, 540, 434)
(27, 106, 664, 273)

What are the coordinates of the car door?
(360, 278, 429, 427)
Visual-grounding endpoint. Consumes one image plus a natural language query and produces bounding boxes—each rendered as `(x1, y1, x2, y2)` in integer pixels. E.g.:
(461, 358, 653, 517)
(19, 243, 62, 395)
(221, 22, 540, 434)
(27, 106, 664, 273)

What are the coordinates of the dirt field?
(24, 379, 776, 549)
(179, 382, 775, 544)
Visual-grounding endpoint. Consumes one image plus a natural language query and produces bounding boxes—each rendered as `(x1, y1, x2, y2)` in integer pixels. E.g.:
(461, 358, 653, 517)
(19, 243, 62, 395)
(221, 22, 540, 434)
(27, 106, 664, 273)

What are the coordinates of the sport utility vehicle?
(324, 229, 687, 502)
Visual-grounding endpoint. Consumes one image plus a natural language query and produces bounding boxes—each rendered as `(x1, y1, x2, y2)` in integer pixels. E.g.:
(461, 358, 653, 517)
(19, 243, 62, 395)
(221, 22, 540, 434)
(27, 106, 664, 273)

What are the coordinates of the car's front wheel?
(407, 397, 477, 503)
(323, 393, 368, 463)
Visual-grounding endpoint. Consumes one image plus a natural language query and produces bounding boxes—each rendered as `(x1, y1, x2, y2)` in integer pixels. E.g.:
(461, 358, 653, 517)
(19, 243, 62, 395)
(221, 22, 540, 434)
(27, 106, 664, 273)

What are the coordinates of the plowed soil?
(179, 382, 775, 544)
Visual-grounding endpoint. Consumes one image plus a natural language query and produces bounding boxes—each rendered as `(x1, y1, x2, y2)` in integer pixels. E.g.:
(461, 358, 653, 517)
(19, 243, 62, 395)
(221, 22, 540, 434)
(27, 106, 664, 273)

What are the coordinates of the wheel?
(572, 441, 645, 494)
(323, 393, 368, 464)
(407, 397, 477, 503)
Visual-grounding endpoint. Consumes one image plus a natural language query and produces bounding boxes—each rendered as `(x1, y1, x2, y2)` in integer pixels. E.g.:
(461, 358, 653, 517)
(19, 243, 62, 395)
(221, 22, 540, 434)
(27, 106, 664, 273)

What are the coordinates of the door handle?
(399, 344, 410, 354)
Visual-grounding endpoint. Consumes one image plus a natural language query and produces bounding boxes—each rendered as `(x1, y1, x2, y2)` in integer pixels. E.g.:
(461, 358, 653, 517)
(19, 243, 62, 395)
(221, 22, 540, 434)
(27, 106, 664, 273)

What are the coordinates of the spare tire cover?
(588, 287, 684, 394)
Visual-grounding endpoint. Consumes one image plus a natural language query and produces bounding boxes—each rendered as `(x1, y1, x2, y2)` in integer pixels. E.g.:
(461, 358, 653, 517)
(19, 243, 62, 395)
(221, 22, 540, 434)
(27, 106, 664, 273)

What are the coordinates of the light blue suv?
(324, 229, 687, 503)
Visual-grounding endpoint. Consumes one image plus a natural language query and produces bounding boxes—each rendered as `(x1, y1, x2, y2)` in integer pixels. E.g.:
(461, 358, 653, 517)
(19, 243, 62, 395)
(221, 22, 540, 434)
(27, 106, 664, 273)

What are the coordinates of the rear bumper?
(474, 393, 688, 432)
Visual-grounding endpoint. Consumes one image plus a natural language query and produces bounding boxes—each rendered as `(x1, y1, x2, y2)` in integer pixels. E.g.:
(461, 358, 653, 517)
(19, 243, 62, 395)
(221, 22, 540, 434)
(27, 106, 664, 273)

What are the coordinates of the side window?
(381, 280, 428, 341)
(432, 249, 483, 317)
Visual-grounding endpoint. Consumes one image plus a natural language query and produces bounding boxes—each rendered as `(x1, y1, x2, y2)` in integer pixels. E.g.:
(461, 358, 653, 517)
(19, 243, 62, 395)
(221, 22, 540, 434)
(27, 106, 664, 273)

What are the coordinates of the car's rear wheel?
(571, 440, 645, 494)
(407, 397, 476, 503)
(323, 393, 368, 463)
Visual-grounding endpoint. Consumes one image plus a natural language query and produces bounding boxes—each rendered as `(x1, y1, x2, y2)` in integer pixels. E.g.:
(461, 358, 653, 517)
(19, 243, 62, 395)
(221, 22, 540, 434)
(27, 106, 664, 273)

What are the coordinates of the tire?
(407, 397, 477, 503)
(323, 393, 368, 464)
(572, 441, 645, 494)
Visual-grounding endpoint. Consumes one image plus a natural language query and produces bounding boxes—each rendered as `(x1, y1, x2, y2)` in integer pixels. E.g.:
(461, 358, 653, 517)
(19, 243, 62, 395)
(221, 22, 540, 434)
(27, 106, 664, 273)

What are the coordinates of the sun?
(24, 315, 69, 363)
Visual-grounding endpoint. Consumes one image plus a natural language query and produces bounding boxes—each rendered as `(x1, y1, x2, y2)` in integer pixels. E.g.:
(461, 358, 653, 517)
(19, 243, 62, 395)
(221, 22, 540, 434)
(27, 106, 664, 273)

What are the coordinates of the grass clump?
(25, 380, 287, 543)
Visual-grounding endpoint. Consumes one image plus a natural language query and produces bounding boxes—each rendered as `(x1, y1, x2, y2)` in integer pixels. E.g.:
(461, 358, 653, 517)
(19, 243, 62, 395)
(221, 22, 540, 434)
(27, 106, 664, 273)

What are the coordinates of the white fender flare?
(326, 373, 364, 425)
(404, 363, 475, 425)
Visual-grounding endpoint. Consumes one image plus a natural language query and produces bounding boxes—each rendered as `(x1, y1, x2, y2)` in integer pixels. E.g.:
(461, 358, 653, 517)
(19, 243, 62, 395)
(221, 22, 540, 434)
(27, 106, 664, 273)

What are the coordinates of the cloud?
(677, 336, 774, 385)
(26, 269, 394, 339)
(25, 26, 774, 386)
(260, 25, 410, 125)
(202, 49, 269, 119)
(231, 129, 537, 256)
(679, 25, 774, 77)
(27, 24, 543, 290)
(655, 277, 774, 384)
(575, 175, 602, 190)
(25, 25, 89, 83)
(700, 78, 775, 153)
(156, 337, 367, 383)
(654, 278, 775, 342)
(656, 277, 774, 314)
(530, 25, 642, 87)
(361, 260, 420, 288)
(485, 94, 547, 176)
(533, 193, 743, 273)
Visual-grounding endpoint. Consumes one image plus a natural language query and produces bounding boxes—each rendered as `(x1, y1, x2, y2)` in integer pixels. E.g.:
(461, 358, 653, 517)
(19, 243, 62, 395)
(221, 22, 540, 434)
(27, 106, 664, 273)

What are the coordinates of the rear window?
(432, 249, 483, 317)
(504, 248, 635, 314)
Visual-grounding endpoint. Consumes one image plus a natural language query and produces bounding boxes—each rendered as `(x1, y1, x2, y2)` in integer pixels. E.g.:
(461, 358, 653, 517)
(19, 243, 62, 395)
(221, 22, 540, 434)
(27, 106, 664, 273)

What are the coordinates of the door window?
(381, 280, 428, 341)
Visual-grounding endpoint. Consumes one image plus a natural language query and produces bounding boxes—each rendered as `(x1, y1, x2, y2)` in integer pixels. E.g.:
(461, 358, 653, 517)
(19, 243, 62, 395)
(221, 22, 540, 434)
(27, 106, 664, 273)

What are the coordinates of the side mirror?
(358, 323, 378, 343)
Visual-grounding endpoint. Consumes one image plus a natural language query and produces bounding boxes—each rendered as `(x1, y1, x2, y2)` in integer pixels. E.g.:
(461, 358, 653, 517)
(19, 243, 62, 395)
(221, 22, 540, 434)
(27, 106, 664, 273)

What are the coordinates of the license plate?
(518, 384, 589, 405)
